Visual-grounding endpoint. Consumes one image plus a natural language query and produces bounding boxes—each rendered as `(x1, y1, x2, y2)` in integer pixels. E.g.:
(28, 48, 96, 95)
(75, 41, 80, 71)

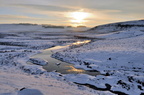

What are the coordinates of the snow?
(52, 20, 144, 95)
(18, 89, 44, 95)
(0, 69, 104, 95)
(0, 24, 113, 95)
(28, 58, 48, 66)
(88, 20, 144, 34)
(0, 20, 144, 95)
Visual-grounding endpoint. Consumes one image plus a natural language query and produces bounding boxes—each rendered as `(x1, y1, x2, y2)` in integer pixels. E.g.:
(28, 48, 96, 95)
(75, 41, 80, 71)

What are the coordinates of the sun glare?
(67, 11, 91, 26)
(70, 12, 89, 22)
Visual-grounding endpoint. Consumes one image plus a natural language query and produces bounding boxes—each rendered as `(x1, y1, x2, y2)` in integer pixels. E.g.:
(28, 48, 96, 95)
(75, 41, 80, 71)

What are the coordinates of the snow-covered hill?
(0, 20, 144, 95)
(88, 20, 144, 34)
(52, 20, 144, 95)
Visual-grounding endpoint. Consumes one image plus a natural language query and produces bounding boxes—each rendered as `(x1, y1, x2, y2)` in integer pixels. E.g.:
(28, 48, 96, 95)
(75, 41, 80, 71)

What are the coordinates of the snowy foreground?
(52, 20, 144, 95)
(0, 20, 144, 95)
(0, 24, 113, 95)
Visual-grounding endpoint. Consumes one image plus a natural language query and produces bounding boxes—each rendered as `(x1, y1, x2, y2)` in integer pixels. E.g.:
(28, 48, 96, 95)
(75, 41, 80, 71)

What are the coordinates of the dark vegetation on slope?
(88, 20, 144, 33)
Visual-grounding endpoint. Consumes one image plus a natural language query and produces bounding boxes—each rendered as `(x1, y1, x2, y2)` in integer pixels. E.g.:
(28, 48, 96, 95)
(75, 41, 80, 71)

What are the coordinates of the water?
(29, 41, 100, 76)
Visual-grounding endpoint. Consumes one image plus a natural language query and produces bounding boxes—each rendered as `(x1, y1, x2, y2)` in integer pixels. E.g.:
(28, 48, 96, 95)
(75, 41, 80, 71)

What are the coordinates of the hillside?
(88, 20, 144, 34)
(0, 20, 144, 95)
(52, 20, 144, 95)
(0, 24, 110, 95)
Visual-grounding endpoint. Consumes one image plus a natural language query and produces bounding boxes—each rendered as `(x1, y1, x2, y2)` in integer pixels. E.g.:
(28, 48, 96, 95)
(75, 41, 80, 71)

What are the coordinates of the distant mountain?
(88, 20, 144, 33)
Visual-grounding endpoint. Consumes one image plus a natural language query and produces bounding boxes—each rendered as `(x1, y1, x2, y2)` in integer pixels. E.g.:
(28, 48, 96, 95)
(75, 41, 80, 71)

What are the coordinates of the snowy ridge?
(88, 20, 144, 34)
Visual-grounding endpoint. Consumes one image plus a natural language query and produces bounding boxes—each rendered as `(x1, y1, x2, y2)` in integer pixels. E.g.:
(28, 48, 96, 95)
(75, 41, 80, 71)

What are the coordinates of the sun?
(70, 12, 89, 23)
(67, 11, 91, 26)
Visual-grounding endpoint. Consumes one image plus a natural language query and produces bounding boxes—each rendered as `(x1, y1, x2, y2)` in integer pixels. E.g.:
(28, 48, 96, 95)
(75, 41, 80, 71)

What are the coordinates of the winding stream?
(29, 40, 100, 76)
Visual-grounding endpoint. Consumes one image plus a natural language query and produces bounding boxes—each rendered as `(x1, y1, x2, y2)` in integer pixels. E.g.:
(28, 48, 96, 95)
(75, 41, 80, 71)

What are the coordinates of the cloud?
(0, 0, 144, 26)
(0, 15, 70, 25)
(0, 15, 33, 19)
(0, 15, 40, 23)
(13, 4, 75, 12)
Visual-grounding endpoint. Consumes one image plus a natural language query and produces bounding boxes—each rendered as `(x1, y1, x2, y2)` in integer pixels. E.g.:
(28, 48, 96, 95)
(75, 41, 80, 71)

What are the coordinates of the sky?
(0, 0, 144, 27)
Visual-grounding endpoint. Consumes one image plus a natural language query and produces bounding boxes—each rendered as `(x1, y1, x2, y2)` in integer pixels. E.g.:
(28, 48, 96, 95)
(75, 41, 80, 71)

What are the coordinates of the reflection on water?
(29, 40, 100, 76)
(66, 66, 84, 73)
(72, 40, 91, 45)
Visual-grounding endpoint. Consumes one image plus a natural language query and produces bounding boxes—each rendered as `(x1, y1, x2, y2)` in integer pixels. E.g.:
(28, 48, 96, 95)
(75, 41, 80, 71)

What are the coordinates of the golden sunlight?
(72, 40, 91, 45)
(66, 11, 91, 26)
(70, 12, 89, 23)
(66, 66, 84, 73)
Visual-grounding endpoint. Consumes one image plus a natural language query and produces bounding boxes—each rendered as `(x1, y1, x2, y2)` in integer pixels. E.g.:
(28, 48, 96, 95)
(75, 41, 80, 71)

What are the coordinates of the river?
(28, 40, 100, 76)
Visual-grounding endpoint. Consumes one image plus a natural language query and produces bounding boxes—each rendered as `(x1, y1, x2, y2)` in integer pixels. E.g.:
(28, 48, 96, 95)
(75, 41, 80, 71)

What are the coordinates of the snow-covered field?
(0, 20, 144, 95)
(52, 20, 144, 95)
(0, 24, 113, 95)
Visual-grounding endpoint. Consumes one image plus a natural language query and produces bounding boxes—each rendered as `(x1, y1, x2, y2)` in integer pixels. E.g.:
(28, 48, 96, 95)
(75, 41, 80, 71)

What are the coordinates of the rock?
(108, 58, 112, 60)
(20, 87, 26, 91)
(18, 89, 43, 95)
(55, 63, 61, 66)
